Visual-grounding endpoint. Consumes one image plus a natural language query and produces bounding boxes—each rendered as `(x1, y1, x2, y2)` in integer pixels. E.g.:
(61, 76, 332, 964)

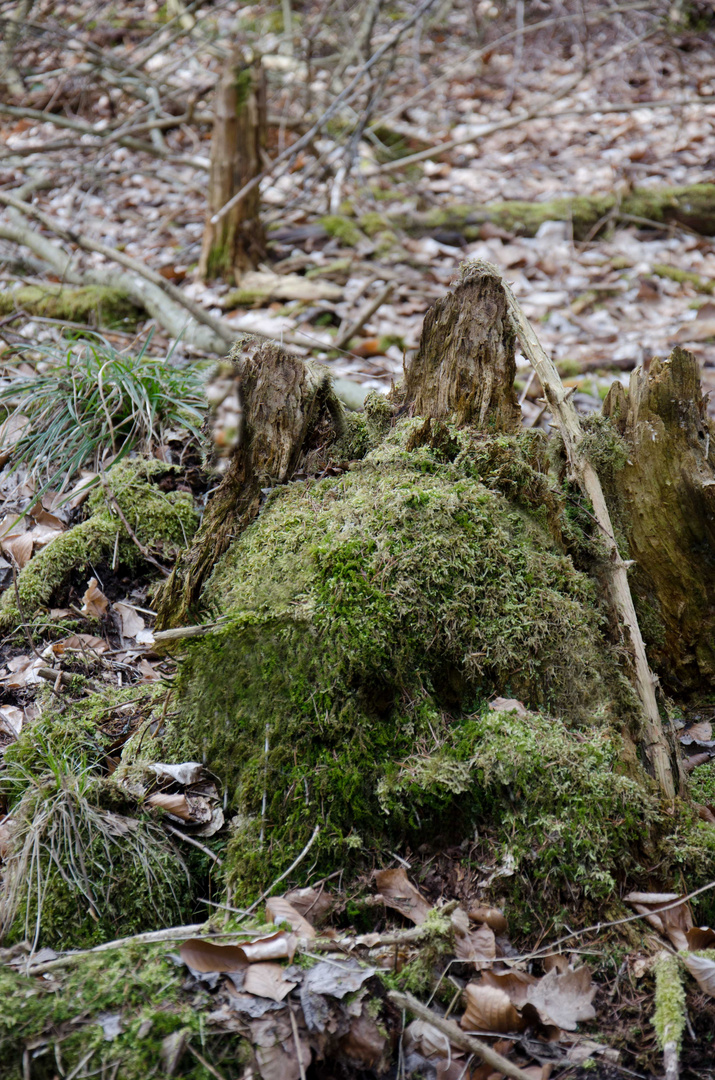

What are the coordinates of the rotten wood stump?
(603, 347, 715, 693)
(402, 262, 521, 432)
(156, 338, 344, 629)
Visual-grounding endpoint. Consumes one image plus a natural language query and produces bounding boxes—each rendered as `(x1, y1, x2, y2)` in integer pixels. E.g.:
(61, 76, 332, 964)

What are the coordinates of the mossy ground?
(0, 285, 142, 329)
(0, 458, 198, 632)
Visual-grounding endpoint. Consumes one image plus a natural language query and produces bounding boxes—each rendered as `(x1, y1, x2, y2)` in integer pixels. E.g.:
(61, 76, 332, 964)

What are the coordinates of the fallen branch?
(334, 281, 394, 351)
(388, 990, 533, 1080)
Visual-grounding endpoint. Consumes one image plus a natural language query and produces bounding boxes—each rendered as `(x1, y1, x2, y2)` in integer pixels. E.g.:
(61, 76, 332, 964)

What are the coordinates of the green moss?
(690, 760, 715, 804)
(0, 458, 198, 630)
(223, 287, 269, 308)
(359, 212, 391, 237)
(0, 285, 142, 329)
(653, 953, 686, 1051)
(652, 264, 714, 294)
(320, 215, 365, 248)
(0, 944, 248, 1078)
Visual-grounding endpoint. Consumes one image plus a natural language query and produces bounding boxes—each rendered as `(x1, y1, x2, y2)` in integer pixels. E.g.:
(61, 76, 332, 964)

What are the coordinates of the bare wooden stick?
(488, 263, 675, 799)
(388, 990, 533, 1080)
(334, 282, 394, 351)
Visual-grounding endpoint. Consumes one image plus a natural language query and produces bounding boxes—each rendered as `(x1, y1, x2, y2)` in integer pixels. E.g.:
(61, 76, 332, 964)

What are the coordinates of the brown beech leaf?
(180, 939, 249, 973)
(683, 953, 715, 998)
(461, 982, 524, 1034)
(81, 577, 109, 617)
(481, 969, 537, 1009)
(241, 931, 297, 963)
(114, 602, 144, 638)
(525, 966, 596, 1031)
(452, 909, 496, 967)
(686, 926, 715, 951)
(265, 896, 316, 939)
(679, 721, 713, 743)
(243, 961, 299, 1002)
(284, 886, 334, 924)
(52, 633, 108, 655)
(1, 531, 33, 568)
(374, 867, 431, 925)
(468, 905, 508, 934)
(147, 793, 193, 821)
(489, 697, 528, 717)
(625, 892, 692, 951)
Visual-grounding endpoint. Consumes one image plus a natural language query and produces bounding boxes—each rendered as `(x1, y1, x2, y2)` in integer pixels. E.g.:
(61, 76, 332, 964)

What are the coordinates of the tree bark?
(198, 51, 266, 282)
(156, 338, 345, 629)
(402, 262, 521, 432)
(603, 348, 715, 695)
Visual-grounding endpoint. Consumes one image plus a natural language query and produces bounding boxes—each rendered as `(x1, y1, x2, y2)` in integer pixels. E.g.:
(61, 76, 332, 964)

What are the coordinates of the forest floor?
(1, 3, 715, 1079)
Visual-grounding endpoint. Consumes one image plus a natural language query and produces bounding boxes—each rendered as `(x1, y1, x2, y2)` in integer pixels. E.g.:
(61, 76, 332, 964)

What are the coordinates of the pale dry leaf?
(0, 514, 25, 536)
(1, 531, 33, 567)
(0, 413, 29, 466)
(488, 697, 528, 717)
(3, 655, 43, 689)
(139, 658, 161, 681)
(147, 792, 193, 821)
(243, 961, 299, 1002)
(29, 506, 64, 530)
(543, 954, 570, 975)
(453, 915, 496, 967)
(135, 627, 155, 646)
(301, 960, 375, 998)
(461, 983, 524, 1034)
(191, 804, 225, 838)
(49, 608, 72, 618)
(0, 705, 23, 736)
(265, 896, 316, 939)
(525, 966, 596, 1031)
(680, 721, 713, 743)
(81, 577, 109, 617)
(30, 524, 63, 549)
(52, 633, 108, 655)
(339, 1010, 388, 1069)
(481, 969, 537, 1009)
(241, 931, 298, 964)
(404, 1019, 453, 1060)
(626, 893, 692, 951)
(180, 938, 249, 973)
(374, 867, 432, 925)
(150, 762, 205, 786)
(284, 885, 333, 924)
(683, 953, 715, 998)
(114, 602, 145, 638)
(65, 473, 97, 509)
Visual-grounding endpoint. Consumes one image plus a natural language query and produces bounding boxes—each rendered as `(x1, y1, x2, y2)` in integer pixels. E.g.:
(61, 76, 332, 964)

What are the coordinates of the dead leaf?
(374, 867, 431, 925)
(150, 762, 206, 786)
(686, 926, 715, 951)
(468, 905, 508, 934)
(301, 959, 375, 998)
(489, 697, 528, 717)
(243, 961, 300, 1002)
(680, 721, 713, 743)
(242, 931, 298, 964)
(625, 892, 692, 951)
(114, 602, 145, 638)
(29, 505, 64, 530)
(139, 658, 160, 681)
(179, 939, 249, 973)
(0, 705, 23, 736)
(543, 954, 570, 975)
(147, 792, 194, 821)
(461, 982, 524, 1034)
(30, 524, 63, 549)
(452, 908, 496, 967)
(52, 634, 108, 656)
(1, 531, 32, 567)
(3, 655, 43, 689)
(339, 1009, 388, 1068)
(525, 966, 596, 1031)
(683, 952, 715, 998)
(284, 885, 333, 924)
(0, 413, 29, 466)
(81, 577, 109, 617)
(266, 896, 316, 939)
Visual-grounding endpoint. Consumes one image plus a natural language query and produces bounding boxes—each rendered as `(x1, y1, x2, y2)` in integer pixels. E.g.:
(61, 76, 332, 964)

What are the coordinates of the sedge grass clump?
(0, 726, 190, 949)
(0, 333, 204, 496)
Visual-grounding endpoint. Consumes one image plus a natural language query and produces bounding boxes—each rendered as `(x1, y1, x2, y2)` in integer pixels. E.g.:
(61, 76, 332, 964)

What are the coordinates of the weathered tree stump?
(156, 337, 344, 629)
(402, 262, 521, 432)
(603, 347, 715, 693)
(198, 51, 266, 282)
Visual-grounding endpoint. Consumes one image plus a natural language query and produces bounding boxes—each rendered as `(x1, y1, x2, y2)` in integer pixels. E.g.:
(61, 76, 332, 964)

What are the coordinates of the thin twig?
(243, 825, 321, 915)
(163, 823, 223, 865)
(388, 990, 533, 1080)
(187, 1044, 229, 1080)
(288, 1000, 307, 1080)
(334, 282, 394, 351)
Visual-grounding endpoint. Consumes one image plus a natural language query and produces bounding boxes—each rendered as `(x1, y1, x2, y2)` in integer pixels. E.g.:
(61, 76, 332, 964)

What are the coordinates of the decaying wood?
(403, 262, 521, 433)
(481, 262, 678, 800)
(156, 338, 345, 629)
(198, 51, 266, 281)
(603, 348, 715, 694)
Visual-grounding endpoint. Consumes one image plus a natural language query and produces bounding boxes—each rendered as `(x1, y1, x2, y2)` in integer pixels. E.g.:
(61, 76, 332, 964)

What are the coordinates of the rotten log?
(602, 348, 715, 694)
(198, 50, 266, 281)
(156, 338, 345, 629)
(402, 261, 521, 432)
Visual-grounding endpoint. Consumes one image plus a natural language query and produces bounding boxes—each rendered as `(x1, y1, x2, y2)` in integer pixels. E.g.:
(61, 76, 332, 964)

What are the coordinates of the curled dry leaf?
(180, 931, 297, 973)
(452, 908, 496, 967)
(625, 892, 692, 951)
(374, 867, 432, 925)
(525, 966, 596, 1031)
(468, 904, 508, 934)
(265, 896, 316, 939)
(679, 721, 713, 743)
(150, 762, 206, 786)
(686, 926, 715, 950)
(52, 633, 108, 656)
(1, 531, 33, 568)
(81, 577, 109, 617)
(0, 705, 23, 737)
(489, 697, 529, 717)
(243, 961, 299, 1002)
(461, 982, 524, 1034)
(683, 953, 715, 998)
(147, 792, 195, 822)
(3, 655, 43, 689)
(284, 885, 334, 924)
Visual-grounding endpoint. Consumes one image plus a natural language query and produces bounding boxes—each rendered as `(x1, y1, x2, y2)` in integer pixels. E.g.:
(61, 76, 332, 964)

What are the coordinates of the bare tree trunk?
(603, 348, 715, 695)
(198, 51, 266, 282)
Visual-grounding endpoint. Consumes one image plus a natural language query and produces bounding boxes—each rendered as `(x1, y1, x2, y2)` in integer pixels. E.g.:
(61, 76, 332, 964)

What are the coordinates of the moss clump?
(0, 285, 142, 329)
(653, 953, 686, 1052)
(0, 458, 198, 630)
(156, 423, 660, 905)
(0, 944, 246, 1079)
(320, 215, 365, 248)
(652, 264, 714, 294)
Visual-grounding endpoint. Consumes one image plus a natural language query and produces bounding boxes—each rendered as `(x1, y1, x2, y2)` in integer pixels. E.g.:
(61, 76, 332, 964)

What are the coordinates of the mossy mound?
(0, 285, 143, 329)
(153, 420, 702, 907)
(0, 458, 198, 631)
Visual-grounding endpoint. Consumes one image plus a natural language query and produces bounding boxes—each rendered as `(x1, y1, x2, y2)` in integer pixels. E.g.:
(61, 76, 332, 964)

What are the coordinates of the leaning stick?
(488, 262, 675, 799)
(388, 990, 533, 1080)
